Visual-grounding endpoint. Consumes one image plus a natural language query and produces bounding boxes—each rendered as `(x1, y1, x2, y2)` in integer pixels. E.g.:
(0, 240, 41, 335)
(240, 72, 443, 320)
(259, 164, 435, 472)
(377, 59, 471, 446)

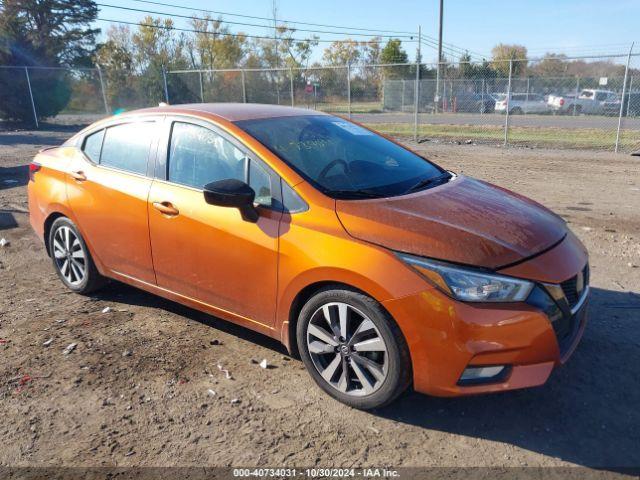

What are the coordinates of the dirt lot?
(0, 124, 639, 474)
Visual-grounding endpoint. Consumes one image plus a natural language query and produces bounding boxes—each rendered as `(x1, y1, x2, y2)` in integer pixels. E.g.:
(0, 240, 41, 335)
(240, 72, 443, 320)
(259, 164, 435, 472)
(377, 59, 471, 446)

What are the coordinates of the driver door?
(148, 117, 282, 328)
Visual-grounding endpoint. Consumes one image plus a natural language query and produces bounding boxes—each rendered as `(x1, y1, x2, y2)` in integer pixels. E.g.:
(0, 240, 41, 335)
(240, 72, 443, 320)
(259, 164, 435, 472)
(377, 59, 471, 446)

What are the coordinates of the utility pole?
(435, 0, 444, 112)
(273, 0, 280, 104)
(414, 25, 421, 142)
(438, 0, 444, 68)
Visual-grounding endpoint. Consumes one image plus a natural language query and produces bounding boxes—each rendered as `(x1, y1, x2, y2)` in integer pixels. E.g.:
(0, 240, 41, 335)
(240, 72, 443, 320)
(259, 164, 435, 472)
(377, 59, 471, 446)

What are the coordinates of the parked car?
(603, 95, 623, 116)
(28, 103, 590, 409)
(603, 91, 640, 117)
(548, 89, 619, 115)
(451, 92, 495, 113)
(547, 94, 577, 114)
(494, 93, 550, 114)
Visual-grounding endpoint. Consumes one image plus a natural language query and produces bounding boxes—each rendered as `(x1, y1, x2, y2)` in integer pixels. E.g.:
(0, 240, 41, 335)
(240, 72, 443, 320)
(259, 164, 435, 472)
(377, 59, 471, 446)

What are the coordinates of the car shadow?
(0, 165, 28, 190)
(376, 286, 640, 471)
(89, 281, 288, 355)
(90, 282, 639, 470)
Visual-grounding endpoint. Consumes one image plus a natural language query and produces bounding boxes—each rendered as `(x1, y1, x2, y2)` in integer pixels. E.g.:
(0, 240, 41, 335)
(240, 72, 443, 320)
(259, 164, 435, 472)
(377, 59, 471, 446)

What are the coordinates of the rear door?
(148, 117, 282, 327)
(67, 118, 159, 284)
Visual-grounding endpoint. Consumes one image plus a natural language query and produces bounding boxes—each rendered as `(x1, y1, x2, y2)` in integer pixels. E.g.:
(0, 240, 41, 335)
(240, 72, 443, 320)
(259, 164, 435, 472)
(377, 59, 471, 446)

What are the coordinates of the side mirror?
(203, 179, 259, 223)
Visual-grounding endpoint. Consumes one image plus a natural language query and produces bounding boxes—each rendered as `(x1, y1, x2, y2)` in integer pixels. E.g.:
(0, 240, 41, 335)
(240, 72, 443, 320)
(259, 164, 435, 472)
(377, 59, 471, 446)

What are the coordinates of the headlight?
(397, 252, 534, 303)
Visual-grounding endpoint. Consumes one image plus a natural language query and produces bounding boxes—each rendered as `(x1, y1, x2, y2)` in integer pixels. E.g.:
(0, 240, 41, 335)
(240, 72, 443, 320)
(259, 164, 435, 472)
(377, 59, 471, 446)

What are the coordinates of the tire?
(296, 286, 412, 410)
(48, 217, 106, 294)
(510, 107, 523, 115)
(566, 105, 581, 115)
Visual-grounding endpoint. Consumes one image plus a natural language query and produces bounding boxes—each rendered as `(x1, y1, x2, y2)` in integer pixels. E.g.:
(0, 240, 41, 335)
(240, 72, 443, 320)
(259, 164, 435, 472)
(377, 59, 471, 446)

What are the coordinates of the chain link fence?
(2, 53, 639, 153)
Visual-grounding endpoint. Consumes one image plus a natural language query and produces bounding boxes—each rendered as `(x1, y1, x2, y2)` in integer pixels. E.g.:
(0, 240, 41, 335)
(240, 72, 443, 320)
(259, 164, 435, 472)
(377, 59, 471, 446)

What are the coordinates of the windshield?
(234, 115, 446, 199)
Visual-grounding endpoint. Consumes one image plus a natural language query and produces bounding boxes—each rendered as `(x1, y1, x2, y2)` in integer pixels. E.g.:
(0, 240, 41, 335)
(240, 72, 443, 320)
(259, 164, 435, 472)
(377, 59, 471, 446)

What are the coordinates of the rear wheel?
(566, 105, 581, 115)
(49, 217, 105, 294)
(297, 287, 411, 409)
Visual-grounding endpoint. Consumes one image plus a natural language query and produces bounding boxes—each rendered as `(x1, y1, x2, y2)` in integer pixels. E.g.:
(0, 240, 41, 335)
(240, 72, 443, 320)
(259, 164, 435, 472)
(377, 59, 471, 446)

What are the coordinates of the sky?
(93, 0, 638, 63)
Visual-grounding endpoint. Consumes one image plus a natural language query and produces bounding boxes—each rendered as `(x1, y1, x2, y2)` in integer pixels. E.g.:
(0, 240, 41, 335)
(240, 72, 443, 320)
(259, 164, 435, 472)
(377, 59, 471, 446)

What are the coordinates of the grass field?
(366, 122, 640, 151)
(314, 101, 385, 114)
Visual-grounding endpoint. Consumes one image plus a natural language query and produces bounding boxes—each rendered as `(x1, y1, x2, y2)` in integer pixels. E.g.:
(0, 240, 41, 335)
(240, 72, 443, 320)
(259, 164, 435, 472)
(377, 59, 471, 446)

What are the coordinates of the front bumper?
(383, 235, 589, 397)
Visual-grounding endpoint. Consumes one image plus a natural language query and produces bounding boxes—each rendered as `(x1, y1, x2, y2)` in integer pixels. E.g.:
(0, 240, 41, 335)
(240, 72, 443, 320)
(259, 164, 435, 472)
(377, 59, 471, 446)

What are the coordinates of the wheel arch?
(43, 212, 64, 256)
(41, 208, 107, 275)
(283, 280, 398, 359)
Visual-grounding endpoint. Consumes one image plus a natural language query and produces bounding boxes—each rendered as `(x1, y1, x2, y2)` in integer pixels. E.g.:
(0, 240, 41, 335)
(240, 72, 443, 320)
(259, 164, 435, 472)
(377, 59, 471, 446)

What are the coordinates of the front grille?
(554, 263, 590, 355)
(560, 264, 589, 309)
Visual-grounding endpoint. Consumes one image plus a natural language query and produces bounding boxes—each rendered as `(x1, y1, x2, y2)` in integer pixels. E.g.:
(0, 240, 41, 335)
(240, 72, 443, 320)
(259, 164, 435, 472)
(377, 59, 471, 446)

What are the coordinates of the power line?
(419, 37, 485, 62)
(126, 0, 418, 36)
(97, 2, 417, 39)
(96, 17, 418, 45)
(419, 34, 486, 60)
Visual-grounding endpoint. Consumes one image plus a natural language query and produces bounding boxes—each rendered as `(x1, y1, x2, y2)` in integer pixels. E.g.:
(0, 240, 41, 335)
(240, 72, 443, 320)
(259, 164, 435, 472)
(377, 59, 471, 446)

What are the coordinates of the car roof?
(130, 103, 328, 122)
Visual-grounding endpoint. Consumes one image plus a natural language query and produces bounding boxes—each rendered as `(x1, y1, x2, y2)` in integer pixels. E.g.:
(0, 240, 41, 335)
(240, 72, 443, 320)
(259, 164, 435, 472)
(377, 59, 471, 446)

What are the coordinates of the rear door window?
(100, 122, 155, 175)
(82, 129, 104, 163)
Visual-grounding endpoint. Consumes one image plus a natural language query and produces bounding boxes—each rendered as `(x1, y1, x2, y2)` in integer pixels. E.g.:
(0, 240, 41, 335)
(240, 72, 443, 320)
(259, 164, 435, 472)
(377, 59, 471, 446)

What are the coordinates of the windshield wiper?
(404, 172, 451, 194)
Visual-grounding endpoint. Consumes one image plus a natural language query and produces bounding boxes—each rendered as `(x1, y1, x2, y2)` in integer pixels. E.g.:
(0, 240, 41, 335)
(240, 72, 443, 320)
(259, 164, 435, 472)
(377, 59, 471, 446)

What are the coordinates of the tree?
(380, 39, 409, 79)
(322, 40, 361, 66)
(187, 16, 246, 70)
(362, 38, 382, 65)
(95, 26, 136, 109)
(491, 43, 528, 76)
(131, 16, 190, 103)
(0, 0, 99, 122)
(380, 39, 408, 64)
(458, 52, 475, 78)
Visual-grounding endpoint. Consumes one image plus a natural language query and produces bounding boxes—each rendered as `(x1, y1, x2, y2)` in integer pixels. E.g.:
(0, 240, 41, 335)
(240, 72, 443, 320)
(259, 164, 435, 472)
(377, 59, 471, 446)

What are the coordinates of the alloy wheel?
(52, 226, 86, 286)
(306, 302, 388, 397)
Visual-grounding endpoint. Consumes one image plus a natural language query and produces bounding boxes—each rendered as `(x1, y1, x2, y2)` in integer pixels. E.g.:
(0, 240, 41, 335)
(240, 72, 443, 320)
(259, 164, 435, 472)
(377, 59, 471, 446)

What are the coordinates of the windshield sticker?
(331, 121, 373, 136)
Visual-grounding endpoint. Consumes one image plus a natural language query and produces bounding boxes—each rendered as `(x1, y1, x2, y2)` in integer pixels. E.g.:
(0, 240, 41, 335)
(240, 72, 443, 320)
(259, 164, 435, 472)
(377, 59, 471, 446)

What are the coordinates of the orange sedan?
(28, 104, 589, 409)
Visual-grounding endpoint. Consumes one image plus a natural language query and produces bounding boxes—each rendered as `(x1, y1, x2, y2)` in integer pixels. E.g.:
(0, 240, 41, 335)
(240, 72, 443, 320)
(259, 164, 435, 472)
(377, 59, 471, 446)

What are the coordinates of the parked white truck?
(547, 89, 619, 115)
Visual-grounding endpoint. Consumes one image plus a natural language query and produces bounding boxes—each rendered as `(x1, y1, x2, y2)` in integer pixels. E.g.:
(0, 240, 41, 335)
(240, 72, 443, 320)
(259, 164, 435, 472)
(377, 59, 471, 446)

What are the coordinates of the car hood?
(335, 175, 567, 269)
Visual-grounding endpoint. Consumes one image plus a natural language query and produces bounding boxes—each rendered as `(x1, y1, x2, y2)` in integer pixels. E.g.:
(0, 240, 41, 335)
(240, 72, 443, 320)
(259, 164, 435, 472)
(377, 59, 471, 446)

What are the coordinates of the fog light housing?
(457, 365, 511, 386)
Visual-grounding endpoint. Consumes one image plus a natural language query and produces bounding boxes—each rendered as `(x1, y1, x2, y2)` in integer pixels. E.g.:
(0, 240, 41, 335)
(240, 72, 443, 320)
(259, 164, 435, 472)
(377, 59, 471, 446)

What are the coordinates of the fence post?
(435, 61, 441, 113)
(525, 77, 530, 115)
(627, 75, 633, 117)
(413, 62, 420, 141)
(199, 71, 204, 102)
(162, 68, 169, 103)
(615, 43, 634, 153)
(96, 66, 109, 114)
(504, 59, 513, 146)
(481, 78, 485, 115)
(241, 70, 247, 103)
(347, 63, 352, 120)
(289, 68, 294, 107)
(24, 67, 38, 129)
(573, 77, 580, 116)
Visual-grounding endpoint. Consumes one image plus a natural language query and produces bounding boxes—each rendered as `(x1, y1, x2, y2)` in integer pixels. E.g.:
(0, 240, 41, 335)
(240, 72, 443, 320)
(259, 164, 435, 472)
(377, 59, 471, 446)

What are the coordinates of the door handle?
(152, 201, 179, 216)
(70, 170, 87, 182)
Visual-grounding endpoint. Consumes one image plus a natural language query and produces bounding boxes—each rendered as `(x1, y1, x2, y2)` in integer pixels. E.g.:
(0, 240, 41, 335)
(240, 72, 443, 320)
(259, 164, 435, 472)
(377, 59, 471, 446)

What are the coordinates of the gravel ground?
(0, 126, 639, 475)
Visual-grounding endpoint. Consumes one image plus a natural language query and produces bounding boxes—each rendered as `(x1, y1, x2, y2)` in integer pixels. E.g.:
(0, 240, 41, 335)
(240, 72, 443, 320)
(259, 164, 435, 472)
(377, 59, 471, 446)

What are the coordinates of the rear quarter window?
(82, 129, 104, 163)
(100, 122, 155, 175)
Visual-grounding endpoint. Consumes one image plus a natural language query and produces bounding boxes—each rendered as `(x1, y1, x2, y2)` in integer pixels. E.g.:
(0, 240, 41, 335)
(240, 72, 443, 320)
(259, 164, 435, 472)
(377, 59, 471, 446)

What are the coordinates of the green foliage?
(380, 39, 408, 65)
(0, 0, 98, 122)
(380, 39, 410, 80)
(491, 43, 528, 76)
